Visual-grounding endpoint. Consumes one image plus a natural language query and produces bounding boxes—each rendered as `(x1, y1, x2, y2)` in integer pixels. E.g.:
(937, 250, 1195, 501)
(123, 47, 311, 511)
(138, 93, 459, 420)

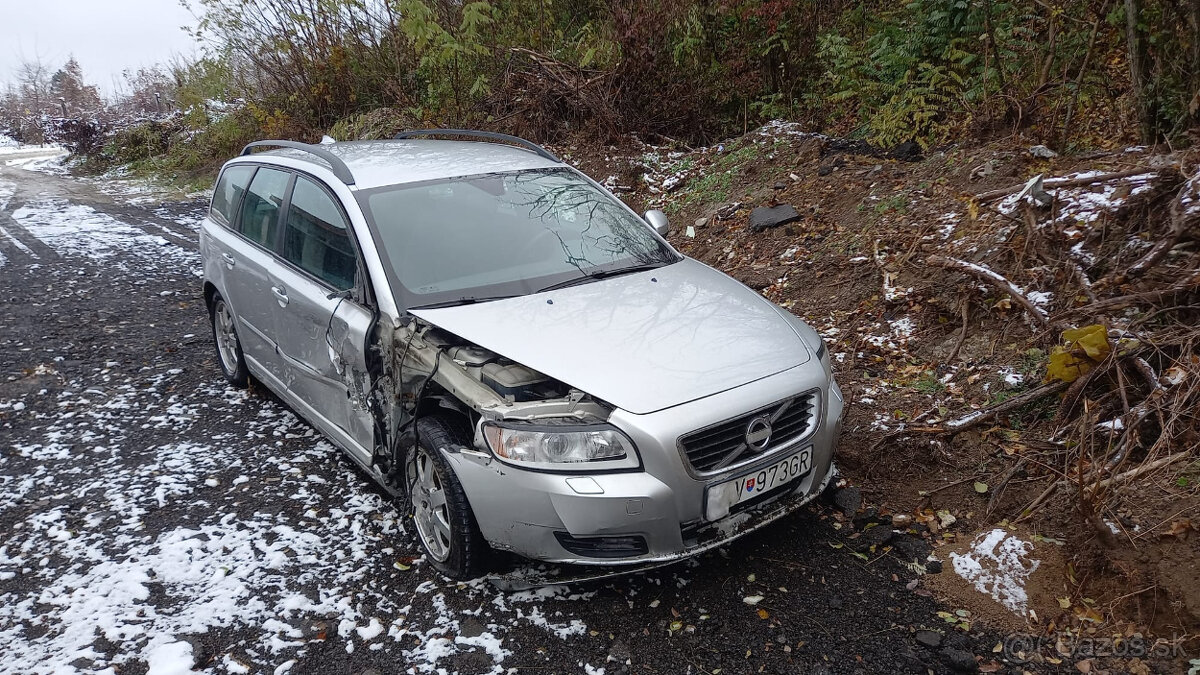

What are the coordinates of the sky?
(0, 0, 199, 96)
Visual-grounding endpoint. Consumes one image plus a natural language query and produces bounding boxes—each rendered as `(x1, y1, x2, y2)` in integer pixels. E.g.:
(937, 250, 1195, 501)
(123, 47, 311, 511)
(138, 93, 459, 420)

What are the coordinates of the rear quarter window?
(210, 165, 256, 227)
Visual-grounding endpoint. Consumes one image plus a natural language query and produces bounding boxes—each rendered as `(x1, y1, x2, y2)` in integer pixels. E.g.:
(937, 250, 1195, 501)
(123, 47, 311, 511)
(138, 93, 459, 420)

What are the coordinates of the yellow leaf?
(1057, 597, 1072, 609)
(1063, 324, 1110, 360)
(1046, 347, 1089, 382)
(757, 608, 769, 619)
(1045, 324, 1111, 383)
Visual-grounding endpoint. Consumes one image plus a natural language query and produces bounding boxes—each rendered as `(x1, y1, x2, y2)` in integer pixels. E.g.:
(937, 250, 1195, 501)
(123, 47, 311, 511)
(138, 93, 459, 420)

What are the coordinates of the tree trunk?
(1124, 0, 1155, 142)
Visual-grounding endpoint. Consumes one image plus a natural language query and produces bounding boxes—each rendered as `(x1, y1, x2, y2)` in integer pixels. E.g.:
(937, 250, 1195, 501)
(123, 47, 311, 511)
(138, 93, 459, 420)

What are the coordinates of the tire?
(406, 416, 491, 579)
(210, 292, 249, 388)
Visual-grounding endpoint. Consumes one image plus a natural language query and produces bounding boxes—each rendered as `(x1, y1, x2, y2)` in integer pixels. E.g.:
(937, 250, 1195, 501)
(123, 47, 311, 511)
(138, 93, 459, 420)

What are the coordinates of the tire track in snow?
(10, 197, 197, 273)
(0, 211, 55, 260)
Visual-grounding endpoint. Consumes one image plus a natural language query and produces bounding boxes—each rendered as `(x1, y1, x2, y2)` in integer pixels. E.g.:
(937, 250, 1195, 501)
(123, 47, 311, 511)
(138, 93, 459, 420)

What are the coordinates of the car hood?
(410, 258, 811, 414)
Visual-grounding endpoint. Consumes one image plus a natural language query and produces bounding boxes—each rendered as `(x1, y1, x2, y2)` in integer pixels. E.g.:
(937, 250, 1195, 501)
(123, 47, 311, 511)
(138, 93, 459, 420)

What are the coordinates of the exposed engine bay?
(369, 317, 613, 487)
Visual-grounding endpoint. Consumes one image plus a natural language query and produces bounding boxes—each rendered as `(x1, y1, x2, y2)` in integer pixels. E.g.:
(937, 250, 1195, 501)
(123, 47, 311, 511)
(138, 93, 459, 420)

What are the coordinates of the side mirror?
(644, 209, 670, 237)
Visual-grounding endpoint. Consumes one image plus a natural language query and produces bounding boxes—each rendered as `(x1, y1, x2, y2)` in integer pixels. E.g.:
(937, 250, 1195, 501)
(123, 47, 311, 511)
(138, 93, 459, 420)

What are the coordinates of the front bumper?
(444, 363, 844, 565)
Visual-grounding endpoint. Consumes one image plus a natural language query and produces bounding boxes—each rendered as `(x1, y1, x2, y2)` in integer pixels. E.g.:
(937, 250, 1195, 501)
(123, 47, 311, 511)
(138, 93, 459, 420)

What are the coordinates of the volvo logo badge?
(744, 416, 773, 451)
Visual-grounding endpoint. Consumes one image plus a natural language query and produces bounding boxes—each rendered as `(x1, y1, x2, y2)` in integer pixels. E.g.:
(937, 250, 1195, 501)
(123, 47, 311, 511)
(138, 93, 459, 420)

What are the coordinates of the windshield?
(358, 168, 678, 308)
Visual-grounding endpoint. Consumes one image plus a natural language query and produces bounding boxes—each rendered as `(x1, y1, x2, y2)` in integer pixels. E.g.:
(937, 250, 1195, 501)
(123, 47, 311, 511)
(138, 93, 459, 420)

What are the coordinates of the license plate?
(706, 447, 813, 520)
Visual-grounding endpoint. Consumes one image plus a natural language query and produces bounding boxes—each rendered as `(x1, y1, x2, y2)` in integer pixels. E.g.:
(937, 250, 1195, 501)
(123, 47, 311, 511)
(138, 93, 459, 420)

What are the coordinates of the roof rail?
(240, 140, 356, 185)
(394, 129, 559, 163)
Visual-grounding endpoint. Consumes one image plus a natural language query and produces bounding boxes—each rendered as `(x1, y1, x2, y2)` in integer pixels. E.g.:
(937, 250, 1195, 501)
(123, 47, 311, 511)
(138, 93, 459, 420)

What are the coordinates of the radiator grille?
(679, 392, 817, 474)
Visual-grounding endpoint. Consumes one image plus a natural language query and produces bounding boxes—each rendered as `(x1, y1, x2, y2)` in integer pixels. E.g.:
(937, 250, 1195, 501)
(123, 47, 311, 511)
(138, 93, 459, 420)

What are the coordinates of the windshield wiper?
(536, 262, 669, 293)
(409, 295, 520, 310)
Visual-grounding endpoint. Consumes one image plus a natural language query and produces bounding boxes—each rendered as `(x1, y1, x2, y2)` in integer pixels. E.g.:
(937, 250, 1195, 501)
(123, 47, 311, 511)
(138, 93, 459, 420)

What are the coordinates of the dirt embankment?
(561, 124, 1200, 661)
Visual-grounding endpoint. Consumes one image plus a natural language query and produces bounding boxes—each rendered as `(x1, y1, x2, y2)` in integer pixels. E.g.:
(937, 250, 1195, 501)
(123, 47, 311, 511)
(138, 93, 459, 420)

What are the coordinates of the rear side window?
(210, 165, 255, 227)
(283, 177, 357, 290)
(239, 167, 291, 249)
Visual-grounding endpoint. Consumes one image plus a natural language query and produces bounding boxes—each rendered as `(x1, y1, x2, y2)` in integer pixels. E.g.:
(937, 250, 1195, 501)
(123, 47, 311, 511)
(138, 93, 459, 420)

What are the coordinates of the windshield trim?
(354, 167, 682, 312)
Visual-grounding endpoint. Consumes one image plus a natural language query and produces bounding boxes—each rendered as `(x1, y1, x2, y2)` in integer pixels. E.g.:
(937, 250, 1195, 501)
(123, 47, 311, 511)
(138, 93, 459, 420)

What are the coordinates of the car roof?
(235, 139, 565, 190)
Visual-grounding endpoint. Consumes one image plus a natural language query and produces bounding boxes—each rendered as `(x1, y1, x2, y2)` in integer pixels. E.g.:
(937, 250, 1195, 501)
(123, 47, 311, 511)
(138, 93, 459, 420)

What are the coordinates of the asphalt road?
(0, 155, 1002, 674)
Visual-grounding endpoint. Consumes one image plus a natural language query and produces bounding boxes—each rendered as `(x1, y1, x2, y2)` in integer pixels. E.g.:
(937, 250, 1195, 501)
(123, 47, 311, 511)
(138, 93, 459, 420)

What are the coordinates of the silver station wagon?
(200, 130, 844, 579)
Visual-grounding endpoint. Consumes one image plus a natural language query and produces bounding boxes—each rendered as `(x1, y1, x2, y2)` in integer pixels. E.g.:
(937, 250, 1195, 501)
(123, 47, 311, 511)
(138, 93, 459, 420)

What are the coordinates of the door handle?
(221, 253, 236, 268)
(271, 285, 289, 307)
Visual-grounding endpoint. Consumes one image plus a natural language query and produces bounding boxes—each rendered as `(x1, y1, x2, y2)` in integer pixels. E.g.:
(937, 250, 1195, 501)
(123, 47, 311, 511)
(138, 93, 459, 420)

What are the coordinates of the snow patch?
(949, 529, 1040, 613)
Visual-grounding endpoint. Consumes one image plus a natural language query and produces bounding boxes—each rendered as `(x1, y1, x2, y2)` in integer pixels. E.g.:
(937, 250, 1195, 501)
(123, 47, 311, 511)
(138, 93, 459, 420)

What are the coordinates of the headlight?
(482, 423, 636, 468)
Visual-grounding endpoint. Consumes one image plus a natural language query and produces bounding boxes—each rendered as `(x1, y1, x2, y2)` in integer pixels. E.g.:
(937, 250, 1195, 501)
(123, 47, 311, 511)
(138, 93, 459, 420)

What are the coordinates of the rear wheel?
(210, 292, 248, 388)
(406, 416, 491, 579)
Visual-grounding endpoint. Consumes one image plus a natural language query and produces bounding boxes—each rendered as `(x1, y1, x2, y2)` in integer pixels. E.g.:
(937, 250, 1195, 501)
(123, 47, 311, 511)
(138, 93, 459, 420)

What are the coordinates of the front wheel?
(210, 292, 248, 388)
(406, 416, 491, 579)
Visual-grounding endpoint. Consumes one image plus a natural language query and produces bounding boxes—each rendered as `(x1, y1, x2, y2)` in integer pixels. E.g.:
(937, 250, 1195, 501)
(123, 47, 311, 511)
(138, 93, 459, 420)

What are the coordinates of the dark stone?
(852, 506, 881, 529)
(944, 632, 971, 650)
(940, 647, 978, 672)
(925, 559, 944, 574)
(748, 204, 801, 233)
(890, 534, 931, 563)
(914, 630, 943, 649)
(816, 164, 835, 176)
(888, 141, 923, 161)
(848, 524, 895, 552)
(773, 181, 788, 190)
(832, 486, 862, 517)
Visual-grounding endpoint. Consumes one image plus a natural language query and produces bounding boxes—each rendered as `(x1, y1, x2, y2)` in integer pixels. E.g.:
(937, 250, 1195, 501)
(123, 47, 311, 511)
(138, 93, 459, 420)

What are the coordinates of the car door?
(220, 166, 293, 383)
(201, 162, 255, 316)
(270, 174, 376, 461)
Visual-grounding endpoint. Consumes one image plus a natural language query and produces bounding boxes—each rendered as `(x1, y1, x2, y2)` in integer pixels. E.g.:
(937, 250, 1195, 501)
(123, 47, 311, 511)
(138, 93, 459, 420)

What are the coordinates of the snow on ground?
(12, 197, 199, 273)
(996, 171, 1157, 228)
(0, 341, 592, 674)
(949, 529, 1040, 614)
(2, 147, 69, 175)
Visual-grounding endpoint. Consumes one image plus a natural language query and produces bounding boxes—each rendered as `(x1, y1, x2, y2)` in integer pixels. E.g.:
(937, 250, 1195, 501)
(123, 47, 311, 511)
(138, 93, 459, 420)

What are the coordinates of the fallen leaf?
(743, 595, 764, 605)
(974, 481, 989, 494)
(1058, 597, 1072, 609)
(1046, 324, 1110, 383)
(1163, 519, 1193, 536)
(757, 608, 769, 619)
(937, 509, 957, 529)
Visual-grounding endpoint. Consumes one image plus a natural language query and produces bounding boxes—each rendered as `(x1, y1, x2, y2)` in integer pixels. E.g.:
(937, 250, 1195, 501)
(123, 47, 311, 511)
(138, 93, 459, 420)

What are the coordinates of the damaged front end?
(362, 310, 842, 570)
(368, 316, 617, 494)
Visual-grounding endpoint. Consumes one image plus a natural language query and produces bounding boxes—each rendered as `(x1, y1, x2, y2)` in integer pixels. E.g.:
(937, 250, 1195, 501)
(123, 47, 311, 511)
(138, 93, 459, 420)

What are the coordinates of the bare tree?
(15, 57, 52, 115)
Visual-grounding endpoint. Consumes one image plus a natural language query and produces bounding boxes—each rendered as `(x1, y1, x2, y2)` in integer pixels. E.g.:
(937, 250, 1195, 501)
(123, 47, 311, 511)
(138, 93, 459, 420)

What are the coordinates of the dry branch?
(1122, 174, 1200, 281)
(1054, 270, 1200, 320)
(943, 380, 1070, 433)
(975, 168, 1160, 202)
(1084, 451, 1191, 496)
(927, 255, 1050, 326)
